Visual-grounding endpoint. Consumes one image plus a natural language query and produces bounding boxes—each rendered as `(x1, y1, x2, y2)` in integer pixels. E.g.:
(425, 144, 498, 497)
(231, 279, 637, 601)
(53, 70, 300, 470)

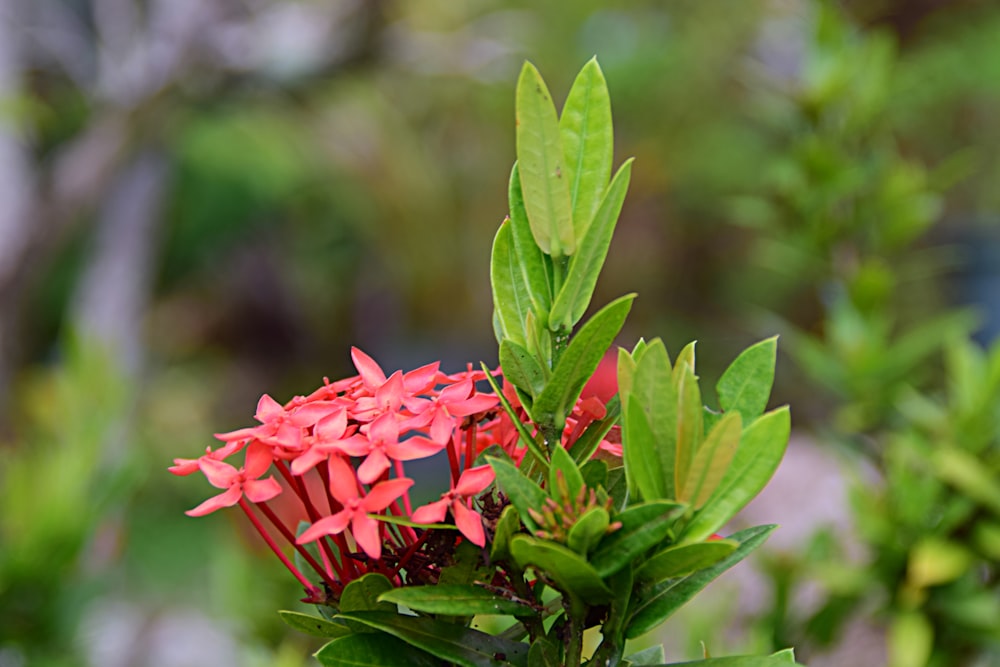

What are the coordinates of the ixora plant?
(171, 59, 799, 666)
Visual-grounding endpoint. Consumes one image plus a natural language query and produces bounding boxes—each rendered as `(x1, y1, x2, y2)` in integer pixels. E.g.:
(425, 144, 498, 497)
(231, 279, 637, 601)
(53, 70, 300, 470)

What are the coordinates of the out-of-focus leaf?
(569, 395, 620, 464)
(932, 447, 1000, 515)
(624, 645, 665, 665)
(716, 337, 778, 420)
(559, 57, 613, 241)
(635, 540, 738, 582)
(527, 637, 561, 667)
(663, 651, 803, 666)
(516, 62, 574, 258)
(626, 525, 776, 638)
(510, 535, 613, 603)
(378, 584, 537, 617)
(314, 633, 443, 667)
(907, 537, 972, 589)
(620, 339, 676, 501)
(673, 361, 704, 499)
(888, 612, 933, 667)
(550, 160, 633, 330)
(533, 294, 634, 431)
(590, 500, 685, 577)
(337, 610, 528, 667)
(490, 505, 521, 563)
(682, 407, 790, 543)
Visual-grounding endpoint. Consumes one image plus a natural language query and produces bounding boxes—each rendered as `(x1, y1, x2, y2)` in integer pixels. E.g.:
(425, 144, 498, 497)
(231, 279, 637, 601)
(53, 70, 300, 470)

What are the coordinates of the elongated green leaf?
(567, 506, 611, 555)
(379, 585, 537, 617)
(678, 412, 742, 508)
(527, 638, 561, 667)
(580, 458, 608, 489)
(279, 610, 350, 639)
(338, 610, 529, 667)
(673, 341, 696, 376)
(550, 160, 633, 330)
(717, 336, 778, 419)
(487, 456, 548, 532)
(621, 339, 676, 500)
(635, 540, 738, 582)
(372, 513, 455, 530)
(439, 540, 490, 586)
(490, 504, 521, 562)
(315, 633, 443, 667)
(623, 395, 664, 502)
(508, 163, 552, 318)
(549, 444, 584, 502)
(516, 62, 574, 258)
(624, 645, 665, 665)
(673, 361, 704, 499)
(617, 346, 637, 397)
(664, 652, 803, 666)
(560, 57, 613, 240)
(625, 525, 776, 638)
(533, 294, 635, 431)
(490, 220, 531, 345)
(590, 500, 685, 577)
(510, 535, 613, 603)
(500, 339, 547, 397)
(681, 407, 790, 543)
(341, 573, 395, 613)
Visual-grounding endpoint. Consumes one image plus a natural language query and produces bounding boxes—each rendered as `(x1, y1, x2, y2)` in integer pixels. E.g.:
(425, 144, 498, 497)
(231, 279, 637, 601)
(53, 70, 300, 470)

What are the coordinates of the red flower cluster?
(171, 347, 618, 602)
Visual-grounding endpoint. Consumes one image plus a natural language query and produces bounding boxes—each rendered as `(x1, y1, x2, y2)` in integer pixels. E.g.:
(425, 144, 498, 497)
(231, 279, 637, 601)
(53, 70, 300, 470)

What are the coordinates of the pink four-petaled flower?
(411, 464, 495, 546)
(185, 441, 282, 516)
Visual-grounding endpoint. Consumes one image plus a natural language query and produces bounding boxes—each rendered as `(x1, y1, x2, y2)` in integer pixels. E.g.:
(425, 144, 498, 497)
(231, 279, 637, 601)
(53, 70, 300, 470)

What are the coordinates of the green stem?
(565, 597, 585, 666)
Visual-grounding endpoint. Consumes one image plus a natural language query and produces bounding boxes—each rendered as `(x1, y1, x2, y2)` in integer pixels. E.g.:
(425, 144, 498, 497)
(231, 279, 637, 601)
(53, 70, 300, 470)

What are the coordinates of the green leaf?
(534, 294, 635, 431)
(480, 365, 549, 470)
(580, 458, 609, 490)
(559, 57, 613, 240)
(672, 361, 704, 500)
(888, 612, 933, 667)
(566, 506, 611, 555)
(338, 610, 529, 667)
(663, 653, 804, 666)
(606, 466, 628, 511)
(508, 163, 553, 318)
(626, 525, 776, 638)
(439, 539, 490, 587)
(549, 444, 584, 502)
(278, 610, 350, 639)
(487, 456, 548, 533)
(635, 540, 738, 582)
(510, 535, 613, 603)
(624, 645, 665, 665)
(527, 637, 562, 667)
(678, 412, 742, 509)
(681, 407, 790, 543)
(315, 633, 444, 667)
(371, 513, 456, 530)
(716, 336, 778, 419)
(549, 160, 633, 330)
(341, 573, 395, 613)
(516, 61, 574, 258)
(673, 341, 696, 376)
(590, 500, 685, 577)
(490, 504, 521, 562)
(500, 339, 548, 397)
(620, 340, 676, 501)
(491, 220, 533, 346)
(379, 584, 537, 617)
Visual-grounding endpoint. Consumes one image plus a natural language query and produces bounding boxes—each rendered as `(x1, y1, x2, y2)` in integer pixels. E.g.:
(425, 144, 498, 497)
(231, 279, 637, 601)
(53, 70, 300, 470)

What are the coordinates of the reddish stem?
(238, 497, 318, 597)
(255, 499, 344, 588)
(446, 430, 461, 484)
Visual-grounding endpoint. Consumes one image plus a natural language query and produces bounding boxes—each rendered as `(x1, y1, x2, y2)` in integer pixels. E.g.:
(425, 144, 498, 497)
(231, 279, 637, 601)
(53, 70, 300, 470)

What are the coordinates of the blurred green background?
(2, 1, 1000, 665)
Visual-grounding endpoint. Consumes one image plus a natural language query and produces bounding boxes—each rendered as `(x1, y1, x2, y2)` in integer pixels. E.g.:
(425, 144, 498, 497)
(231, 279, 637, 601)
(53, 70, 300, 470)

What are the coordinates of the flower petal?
(243, 441, 274, 479)
(386, 436, 445, 462)
(452, 501, 486, 547)
(411, 498, 449, 524)
(362, 477, 414, 512)
(351, 347, 387, 390)
(350, 512, 382, 560)
(448, 393, 500, 417)
(199, 457, 239, 489)
(244, 476, 282, 503)
(357, 448, 391, 485)
(326, 456, 360, 503)
(255, 394, 285, 423)
(403, 361, 440, 394)
(298, 511, 351, 544)
(314, 409, 348, 441)
(454, 465, 495, 496)
(185, 485, 242, 516)
(168, 457, 200, 476)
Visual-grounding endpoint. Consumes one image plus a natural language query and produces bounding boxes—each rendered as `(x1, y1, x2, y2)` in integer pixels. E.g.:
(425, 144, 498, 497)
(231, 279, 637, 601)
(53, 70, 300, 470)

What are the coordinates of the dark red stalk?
(238, 497, 318, 597)
(255, 499, 344, 588)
